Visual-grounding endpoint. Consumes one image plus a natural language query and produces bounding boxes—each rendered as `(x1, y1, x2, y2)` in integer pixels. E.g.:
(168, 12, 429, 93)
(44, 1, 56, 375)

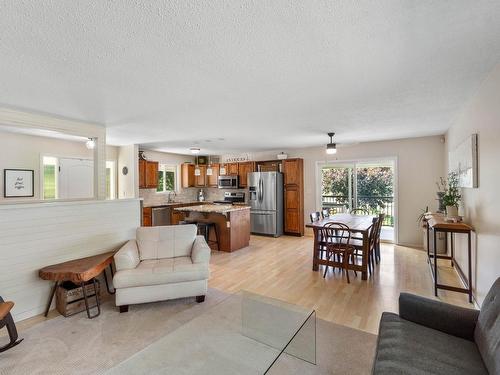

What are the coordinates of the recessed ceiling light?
(190, 147, 201, 154)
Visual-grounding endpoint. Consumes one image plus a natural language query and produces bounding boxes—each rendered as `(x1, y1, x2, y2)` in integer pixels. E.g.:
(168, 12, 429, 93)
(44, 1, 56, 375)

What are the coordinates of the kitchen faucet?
(168, 191, 177, 203)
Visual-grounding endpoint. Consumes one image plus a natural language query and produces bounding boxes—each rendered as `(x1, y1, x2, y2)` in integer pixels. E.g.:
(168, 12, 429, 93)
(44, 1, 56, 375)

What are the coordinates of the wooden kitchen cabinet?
(142, 207, 152, 227)
(139, 159, 147, 188)
(181, 163, 195, 188)
(139, 160, 159, 189)
(207, 163, 219, 187)
(238, 161, 255, 188)
(283, 158, 304, 236)
(195, 165, 207, 187)
(171, 210, 185, 225)
(227, 163, 239, 175)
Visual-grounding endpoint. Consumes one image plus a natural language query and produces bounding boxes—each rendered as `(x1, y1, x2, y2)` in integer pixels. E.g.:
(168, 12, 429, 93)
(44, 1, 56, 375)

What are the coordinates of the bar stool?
(196, 222, 219, 251)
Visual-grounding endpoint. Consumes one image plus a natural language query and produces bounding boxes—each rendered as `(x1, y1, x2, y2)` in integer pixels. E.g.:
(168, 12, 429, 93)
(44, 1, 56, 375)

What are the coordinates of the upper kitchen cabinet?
(139, 159, 159, 189)
(207, 163, 220, 187)
(181, 163, 195, 188)
(238, 161, 255, 188)
(194, 165, 207, 187)
(282, 158, 304, 236)
(227, 163, 239, 175)
(282, 159, 302, 186)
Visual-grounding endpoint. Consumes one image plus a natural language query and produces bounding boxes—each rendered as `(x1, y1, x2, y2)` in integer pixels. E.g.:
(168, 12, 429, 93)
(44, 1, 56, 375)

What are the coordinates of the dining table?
(306, 213, 376, 280)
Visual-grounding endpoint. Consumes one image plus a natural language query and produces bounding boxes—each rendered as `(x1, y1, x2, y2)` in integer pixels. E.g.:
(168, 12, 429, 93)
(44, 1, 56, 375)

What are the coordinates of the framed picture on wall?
(4, 169, 34, 198)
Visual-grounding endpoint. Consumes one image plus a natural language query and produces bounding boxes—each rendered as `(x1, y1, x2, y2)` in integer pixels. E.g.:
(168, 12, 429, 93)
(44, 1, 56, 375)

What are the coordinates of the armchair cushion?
(113, 256, 209, 289)
(136, 225, 197, 260)
(191, 235, 211, 264)
(474, 277, 500, 375)
(399, 292, 479, 341)
(114, 240, 140, 271)
(373, 312, 487, 375)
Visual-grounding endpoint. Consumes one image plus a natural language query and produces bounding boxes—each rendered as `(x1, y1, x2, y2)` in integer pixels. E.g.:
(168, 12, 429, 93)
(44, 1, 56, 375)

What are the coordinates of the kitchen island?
(174, 204, 250, 252)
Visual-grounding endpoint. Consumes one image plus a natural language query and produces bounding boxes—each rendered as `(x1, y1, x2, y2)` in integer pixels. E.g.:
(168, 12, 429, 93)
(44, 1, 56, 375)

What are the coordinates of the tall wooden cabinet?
(282, 158, 304, 236)
(195, 165, 207, 187)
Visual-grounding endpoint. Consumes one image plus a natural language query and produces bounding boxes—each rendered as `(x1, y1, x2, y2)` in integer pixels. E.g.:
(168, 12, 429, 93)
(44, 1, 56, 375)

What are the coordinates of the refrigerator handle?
(259, 178, 263, 203)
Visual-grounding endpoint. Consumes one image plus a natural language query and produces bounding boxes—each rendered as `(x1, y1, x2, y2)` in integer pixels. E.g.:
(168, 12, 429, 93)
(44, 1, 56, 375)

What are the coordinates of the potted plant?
(435, 177, 447, 213)
(442, 172, 461, 218)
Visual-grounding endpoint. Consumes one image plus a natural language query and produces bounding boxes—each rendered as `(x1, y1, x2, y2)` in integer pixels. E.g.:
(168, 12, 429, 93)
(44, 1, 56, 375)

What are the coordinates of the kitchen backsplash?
(139, 187, 248, 206)
(139, 188, 197, 206)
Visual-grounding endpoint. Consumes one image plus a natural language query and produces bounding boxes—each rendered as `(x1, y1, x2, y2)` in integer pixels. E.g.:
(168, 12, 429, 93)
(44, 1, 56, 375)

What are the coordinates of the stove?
(213, 192, 245, 205)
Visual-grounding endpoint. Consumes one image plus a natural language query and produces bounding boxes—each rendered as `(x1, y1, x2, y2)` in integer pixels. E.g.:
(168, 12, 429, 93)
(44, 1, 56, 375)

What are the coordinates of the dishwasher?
(151, 206, 171, 226)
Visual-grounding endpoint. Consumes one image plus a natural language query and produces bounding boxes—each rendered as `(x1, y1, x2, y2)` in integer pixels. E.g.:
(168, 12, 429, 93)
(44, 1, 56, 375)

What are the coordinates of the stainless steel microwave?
(218, 175, 239, 189)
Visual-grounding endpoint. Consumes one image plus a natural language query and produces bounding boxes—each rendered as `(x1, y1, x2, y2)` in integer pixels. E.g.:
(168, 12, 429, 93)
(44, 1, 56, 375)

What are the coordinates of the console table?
(39, 251, 116, 319)
(425, 214, 473, 303)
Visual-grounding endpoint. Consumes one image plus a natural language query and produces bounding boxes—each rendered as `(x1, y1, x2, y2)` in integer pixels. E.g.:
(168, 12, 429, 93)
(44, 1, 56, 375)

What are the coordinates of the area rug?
(0, 289, 376, 375)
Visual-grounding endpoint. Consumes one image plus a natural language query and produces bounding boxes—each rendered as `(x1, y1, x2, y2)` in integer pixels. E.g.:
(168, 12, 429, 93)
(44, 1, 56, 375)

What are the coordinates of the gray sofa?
(372, 277, 499, 374)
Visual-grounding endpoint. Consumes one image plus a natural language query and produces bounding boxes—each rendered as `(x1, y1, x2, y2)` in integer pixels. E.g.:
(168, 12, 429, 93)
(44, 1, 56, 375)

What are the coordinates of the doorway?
(317, 159, 396, 242)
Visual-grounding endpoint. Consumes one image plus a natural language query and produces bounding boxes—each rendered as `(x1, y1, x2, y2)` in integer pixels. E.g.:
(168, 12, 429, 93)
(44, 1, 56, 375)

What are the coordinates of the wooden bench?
(39, 252, 116, 319)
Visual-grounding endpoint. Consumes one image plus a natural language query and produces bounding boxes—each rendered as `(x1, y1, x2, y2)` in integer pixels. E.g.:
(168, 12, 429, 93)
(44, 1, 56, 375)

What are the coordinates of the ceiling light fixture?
(326, 132, 337, 155)
(206, 155, 213, 176)
(190, 147, 200, 154)
(194, 155, 201, 176)
(85, 137, 96, 149)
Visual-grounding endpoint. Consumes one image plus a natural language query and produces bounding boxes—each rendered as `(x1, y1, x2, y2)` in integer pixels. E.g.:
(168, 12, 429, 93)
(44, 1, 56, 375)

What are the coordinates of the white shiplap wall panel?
(0, 199, 141, 321)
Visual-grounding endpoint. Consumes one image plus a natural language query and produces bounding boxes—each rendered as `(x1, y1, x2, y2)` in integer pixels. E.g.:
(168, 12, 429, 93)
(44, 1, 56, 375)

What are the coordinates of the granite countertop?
(143, 201, 209, 208)
(174, 204, 251, 214)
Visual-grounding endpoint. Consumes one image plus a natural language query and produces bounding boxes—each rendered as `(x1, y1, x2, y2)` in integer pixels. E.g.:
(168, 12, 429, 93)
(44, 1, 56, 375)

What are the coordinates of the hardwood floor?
(209, 234, 474, 334)
(12, 234, 473, 336)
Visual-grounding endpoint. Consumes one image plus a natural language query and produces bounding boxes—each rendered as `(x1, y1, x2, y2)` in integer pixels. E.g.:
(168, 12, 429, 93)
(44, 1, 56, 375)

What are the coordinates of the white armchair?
(113, 225, 211, 312)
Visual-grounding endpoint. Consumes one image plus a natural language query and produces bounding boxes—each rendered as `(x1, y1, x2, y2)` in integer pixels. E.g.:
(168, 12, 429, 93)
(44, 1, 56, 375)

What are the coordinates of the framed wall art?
(448, 133, 478, 188)
(4, 169, 34, 197)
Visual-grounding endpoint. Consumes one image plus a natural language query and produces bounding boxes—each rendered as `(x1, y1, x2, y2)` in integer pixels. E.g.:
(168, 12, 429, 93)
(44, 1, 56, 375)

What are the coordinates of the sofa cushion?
(475, 277, 500, 375)
(373, 312, 488, 375)
(136, 225, 197, 260)
(113, 256, 209, 289)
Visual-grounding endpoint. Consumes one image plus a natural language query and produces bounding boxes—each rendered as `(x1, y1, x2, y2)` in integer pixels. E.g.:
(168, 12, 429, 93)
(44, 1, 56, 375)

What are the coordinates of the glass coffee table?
(107, 291, 316, 374)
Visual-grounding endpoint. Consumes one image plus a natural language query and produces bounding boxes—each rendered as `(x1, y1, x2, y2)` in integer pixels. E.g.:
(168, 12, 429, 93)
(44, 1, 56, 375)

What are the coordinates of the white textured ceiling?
(1, 1, 500, 154)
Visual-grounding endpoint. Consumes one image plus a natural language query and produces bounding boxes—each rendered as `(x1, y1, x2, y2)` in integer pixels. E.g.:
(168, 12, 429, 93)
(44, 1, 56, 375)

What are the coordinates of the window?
(106, 160, 116, 199)
(42, 156, 58, 199)
(157, 164, 177, 192)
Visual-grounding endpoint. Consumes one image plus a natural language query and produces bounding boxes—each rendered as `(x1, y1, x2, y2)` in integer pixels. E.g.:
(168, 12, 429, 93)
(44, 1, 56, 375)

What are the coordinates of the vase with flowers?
(442, 172, 461, 219)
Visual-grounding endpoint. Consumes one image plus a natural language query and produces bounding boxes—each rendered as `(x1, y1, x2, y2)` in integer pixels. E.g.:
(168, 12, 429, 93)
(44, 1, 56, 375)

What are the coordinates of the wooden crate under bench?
(56, 280, 101, 317)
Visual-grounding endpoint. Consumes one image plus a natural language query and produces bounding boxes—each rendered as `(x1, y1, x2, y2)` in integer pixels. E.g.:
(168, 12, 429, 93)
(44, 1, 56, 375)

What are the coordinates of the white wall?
(0, 107, 107, 199)
(446, 63, 500, 305)
(0, 199, 141, 321)
(118, 145, 139, 199)
(0, 131, 94, 201)
(251, 135, 445, 247)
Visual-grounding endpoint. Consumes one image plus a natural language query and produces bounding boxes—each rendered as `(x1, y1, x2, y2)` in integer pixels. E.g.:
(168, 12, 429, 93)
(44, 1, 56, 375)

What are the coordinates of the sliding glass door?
(320, 160, 395, 241)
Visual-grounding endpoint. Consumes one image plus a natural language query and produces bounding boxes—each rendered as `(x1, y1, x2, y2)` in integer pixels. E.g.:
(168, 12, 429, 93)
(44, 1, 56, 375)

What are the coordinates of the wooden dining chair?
(0, 296, 23, 352)
(350, 208, 369, 215)
(320, 222, 357, 283)
(321, 209, 330, 219)
(351, 217, 379, 274)
(375, 213, 385, 264)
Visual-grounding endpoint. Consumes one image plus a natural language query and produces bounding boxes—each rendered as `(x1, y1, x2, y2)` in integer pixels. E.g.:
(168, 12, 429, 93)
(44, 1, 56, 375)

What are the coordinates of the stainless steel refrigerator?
(248, 172, 284, 237)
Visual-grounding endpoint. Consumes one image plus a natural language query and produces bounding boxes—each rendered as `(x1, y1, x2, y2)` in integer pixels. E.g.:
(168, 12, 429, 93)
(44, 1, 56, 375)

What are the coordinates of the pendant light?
(326, 132, 337, 155)
(194, 155, 201, 176)
(219, 161, 226, 175)
(206, 155, 213, 176)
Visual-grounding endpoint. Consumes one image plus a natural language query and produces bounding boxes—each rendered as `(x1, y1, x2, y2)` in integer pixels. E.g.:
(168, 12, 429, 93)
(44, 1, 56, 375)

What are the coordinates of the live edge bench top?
(39, 251, 116, 284)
